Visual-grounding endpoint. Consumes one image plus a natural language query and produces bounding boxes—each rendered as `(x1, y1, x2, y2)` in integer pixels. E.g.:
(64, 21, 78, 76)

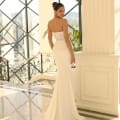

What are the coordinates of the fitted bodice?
(53, 32, 65, 41)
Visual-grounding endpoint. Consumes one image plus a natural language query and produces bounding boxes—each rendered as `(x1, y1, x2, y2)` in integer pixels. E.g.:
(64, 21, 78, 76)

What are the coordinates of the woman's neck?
(54, 15, 62, 19)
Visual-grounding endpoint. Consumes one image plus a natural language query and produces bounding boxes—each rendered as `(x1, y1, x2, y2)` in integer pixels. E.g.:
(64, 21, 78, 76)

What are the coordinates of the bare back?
(48, 18, 65, 32)
(48, 18, 75, 64)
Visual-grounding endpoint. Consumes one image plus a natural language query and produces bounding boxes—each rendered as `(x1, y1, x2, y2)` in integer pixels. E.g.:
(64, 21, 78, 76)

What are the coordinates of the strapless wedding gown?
(42, 32, 84, 120)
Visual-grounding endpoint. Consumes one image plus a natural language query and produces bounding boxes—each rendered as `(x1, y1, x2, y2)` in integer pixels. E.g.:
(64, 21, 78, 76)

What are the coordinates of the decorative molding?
(80, 66, 114, 105)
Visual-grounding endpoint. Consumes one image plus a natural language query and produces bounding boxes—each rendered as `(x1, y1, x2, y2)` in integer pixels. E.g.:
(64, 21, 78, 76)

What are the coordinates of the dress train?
(42, 32, 85, 120)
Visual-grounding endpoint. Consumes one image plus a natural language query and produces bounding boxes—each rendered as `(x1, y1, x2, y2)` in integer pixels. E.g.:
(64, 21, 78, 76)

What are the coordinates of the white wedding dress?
(42, 32, 84, 120)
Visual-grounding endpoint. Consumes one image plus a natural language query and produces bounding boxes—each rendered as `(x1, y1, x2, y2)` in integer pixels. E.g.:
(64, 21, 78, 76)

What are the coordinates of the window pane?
(60, 0, 78, 13)
(65, 6, 79, 29)
(0, 0, 40, 82)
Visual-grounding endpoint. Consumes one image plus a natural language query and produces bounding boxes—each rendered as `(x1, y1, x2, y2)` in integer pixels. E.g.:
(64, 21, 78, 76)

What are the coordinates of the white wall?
(39, 0, 54, 53)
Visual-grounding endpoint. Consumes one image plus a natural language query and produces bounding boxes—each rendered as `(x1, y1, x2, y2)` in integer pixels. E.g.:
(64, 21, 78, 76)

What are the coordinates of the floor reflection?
(0, 81, 119, 120)
(0, 81, 53, 120)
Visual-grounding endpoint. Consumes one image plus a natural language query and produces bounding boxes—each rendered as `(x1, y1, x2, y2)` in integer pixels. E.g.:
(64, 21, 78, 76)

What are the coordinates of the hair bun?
(52, 2, 64, 11)
(52, 2, 58, 8)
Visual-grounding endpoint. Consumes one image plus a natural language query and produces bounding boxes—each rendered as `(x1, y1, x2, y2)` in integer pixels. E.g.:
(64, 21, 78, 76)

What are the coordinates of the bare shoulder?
(63, 18, 68, 22)
(48, 19, 54, 26)
(62, 18, 68, 25)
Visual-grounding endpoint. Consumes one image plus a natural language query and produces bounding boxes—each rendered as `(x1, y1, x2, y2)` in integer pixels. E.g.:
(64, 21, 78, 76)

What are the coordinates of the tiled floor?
(0, 82, 119, 120)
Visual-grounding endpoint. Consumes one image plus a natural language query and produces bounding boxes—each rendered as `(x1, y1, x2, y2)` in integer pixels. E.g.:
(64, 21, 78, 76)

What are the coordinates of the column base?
(75, 52, 120, 115)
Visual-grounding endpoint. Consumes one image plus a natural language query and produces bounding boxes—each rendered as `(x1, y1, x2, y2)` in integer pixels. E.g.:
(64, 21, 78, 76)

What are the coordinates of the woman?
(43, 2, 84, 120)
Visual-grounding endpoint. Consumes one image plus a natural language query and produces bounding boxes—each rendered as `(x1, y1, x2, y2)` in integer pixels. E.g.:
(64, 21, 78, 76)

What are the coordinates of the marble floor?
(0, 81, 119, 120)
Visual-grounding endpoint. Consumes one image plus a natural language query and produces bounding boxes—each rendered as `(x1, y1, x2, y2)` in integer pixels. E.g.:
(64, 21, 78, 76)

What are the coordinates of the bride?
(43, 2, 85, 120)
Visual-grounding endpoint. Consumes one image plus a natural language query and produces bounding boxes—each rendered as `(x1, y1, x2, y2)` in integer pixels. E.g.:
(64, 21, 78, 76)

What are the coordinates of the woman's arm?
(48, 22, 54, 49)
(63, 19, 75, 63)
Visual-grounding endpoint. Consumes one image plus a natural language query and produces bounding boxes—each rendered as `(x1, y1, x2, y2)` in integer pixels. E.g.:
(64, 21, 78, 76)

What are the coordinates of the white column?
(38, 0, 54, 53)
(76, 0, 120, 115)
(114, 0, 120, 53)
(82, 0, 120, 54)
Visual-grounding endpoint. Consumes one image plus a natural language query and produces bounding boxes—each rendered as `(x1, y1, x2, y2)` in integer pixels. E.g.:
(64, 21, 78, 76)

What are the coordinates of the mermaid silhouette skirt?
(43, 32, 84, 120)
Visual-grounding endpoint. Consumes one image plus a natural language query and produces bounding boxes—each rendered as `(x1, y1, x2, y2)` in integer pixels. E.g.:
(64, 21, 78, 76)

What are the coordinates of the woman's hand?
(70, 54, 75, 64)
